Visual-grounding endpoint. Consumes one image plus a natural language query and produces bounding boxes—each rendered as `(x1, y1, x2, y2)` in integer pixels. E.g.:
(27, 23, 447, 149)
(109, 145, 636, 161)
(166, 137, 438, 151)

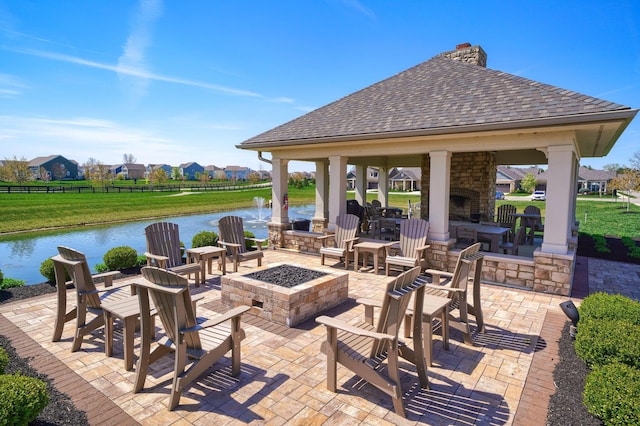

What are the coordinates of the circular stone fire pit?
(221, 263, 348, 327)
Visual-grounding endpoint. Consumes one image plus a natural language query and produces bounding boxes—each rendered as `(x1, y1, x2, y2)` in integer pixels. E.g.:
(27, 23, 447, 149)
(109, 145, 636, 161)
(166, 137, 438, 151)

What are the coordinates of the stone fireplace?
(449, 187, 481, 221)
(419, 151, 497, 222)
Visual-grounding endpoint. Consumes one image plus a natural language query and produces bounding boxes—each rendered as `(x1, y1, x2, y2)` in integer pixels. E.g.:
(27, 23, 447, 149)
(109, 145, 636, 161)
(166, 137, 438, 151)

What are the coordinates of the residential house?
(179, 162, 204, 180)
(146, 164, 173, 179)
(28, 155, 78, 180)
(111, 163, 146, 180)
(204, 164, 224, 179)
(496, 166, 544, 193)
(225, 165, 253, 181)
(346, 167, 379, 190)
(237, 43, 637, 295)
(537, 166, 616, 194)
(389, 167, 421, 191)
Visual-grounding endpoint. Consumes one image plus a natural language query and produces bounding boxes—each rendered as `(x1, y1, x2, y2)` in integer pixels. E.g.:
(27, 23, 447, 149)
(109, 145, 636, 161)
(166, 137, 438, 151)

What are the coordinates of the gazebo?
(238, 43, 637, 295)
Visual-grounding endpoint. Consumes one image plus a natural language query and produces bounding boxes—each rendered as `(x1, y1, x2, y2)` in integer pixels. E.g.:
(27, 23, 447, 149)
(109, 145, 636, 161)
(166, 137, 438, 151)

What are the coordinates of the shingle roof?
(240, 54, 631, 147)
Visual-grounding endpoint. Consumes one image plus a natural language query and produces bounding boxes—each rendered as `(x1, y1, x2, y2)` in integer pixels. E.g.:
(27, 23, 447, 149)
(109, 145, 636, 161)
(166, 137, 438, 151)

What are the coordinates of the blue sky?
(1, 1, 639, 173)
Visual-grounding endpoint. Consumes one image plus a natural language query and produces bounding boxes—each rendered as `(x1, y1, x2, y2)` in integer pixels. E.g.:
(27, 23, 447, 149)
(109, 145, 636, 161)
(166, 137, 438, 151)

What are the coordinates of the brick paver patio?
(1, 251, 637, 425)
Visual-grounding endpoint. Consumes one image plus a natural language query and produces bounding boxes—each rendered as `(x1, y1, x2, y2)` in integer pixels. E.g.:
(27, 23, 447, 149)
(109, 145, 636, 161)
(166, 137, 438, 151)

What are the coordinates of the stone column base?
(267, 222, 291, 249)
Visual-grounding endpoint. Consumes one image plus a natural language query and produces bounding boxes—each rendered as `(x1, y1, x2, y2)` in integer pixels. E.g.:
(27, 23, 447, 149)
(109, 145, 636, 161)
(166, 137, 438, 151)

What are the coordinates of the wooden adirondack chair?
(496, 204, 517, 241)
(144, 222, 201, 284)
(217, 215, 266, 273)
(316, 266, 428, 418)
(455, 226, 478, 249)
(384, 218, 430, 275)
(423, 243, 485, 345)
(133, 267, 251, 410)
(51, 246, 126, 351)
(317, 213, 360, 269)
(499, 226, 526, 255)
(524, 205, 544, 242)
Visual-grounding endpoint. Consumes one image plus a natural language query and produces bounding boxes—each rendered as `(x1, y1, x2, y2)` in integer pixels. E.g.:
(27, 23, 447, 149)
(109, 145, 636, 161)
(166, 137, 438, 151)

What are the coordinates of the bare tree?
(51, 162, 66, 180)
(38, 166, 50, 181)
(630, 151, 640, 171)
(123, 153, 137, 164)
(83, 158, 111, 186)
(214, 170, 227, 181)
(0, 156, 31, 183)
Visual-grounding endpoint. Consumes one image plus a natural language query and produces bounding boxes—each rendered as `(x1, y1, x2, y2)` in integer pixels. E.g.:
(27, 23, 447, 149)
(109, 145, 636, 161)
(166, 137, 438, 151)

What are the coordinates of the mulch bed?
(576, 234, 640, 265)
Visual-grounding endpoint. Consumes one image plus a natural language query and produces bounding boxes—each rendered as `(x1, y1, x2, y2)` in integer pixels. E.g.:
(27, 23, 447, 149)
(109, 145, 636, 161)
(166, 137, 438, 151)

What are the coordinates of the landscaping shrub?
(575, 319, 640, 368)
(103, 246, 138, 270)
(192, 231, 218, 248)
(39, 258, 69, 283)
(0, 269, 3, 286)
(0, 278, 25, 290)
(244, 230, 256, 250)
(621, 237, 640, 258)
(0, 373, 49, 425)
(0, 348, 8, 374)
(592, 234, 610, 253)
(578, 292, 640, 325)
(584, 362, 640, 425)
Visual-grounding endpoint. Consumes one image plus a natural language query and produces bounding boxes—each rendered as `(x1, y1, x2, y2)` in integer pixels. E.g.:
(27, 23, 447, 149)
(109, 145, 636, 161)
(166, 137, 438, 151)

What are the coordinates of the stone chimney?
(440, 43, 487, 67)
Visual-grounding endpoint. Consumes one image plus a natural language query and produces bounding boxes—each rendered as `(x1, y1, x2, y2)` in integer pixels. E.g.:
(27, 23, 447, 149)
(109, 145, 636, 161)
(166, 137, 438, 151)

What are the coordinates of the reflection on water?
(0, 205, 314, 285)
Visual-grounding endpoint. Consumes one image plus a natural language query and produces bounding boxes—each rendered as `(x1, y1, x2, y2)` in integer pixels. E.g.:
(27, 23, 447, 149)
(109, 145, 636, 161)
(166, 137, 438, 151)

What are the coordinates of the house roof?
(576, 167, 617, 181)
(497, 166, 543, 181)
(239, 47, 636, 159)
(28, 155, 61, 167)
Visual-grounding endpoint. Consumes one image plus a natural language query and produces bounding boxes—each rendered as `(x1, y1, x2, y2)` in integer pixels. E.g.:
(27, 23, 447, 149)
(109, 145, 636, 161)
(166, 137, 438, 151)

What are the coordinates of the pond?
(0, 203, 315, 285)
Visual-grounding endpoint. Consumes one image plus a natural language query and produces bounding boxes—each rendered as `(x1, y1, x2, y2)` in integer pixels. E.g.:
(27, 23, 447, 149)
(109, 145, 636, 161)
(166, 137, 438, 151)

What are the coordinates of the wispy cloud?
(7, 47, 262, 97)
(0, 73, 27, 98)
(270, 97, 295, 103)
(339, 0, 376, 20)
(116, 0, 163, 100)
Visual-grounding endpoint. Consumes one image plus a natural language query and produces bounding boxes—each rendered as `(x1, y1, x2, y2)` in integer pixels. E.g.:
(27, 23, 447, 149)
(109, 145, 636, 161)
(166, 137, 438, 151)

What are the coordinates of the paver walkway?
(1, 251, 638, 425)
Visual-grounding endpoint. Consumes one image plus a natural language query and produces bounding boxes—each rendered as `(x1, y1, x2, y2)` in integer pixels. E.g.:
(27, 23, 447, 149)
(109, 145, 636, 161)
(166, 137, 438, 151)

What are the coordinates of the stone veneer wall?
(426, 239, 574, 296)
(282, 230, 325, 253)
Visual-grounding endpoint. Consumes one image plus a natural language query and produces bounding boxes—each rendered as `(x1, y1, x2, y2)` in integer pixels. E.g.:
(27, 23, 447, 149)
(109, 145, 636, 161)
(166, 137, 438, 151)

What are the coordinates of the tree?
(609, 172, 640, 211)
(520, 173, 537, 193)
(83, 158, 111, 186)
(122, 153, 136, 164)
(37, 167, 50, 181)
(630, 150, 640, 171)
(51, 163, 66, 180)
(171, 167, 181, 180)
(214, 170, 227, 181)
(603, 163, 622, 173)
(149, 168, 168, 184)
(0, 156, 31, 183)
(247, 171, 261, 184)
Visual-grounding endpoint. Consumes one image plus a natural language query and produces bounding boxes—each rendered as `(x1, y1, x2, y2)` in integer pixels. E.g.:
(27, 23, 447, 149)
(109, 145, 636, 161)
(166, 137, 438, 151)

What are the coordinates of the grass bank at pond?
(0, 186, 304, 234)
(1, 185, 638, 239)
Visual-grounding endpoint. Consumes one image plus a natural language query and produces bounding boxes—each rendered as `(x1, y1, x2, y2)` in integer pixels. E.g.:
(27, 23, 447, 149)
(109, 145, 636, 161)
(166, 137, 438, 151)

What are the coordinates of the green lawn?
(1, 186, 637, 239)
